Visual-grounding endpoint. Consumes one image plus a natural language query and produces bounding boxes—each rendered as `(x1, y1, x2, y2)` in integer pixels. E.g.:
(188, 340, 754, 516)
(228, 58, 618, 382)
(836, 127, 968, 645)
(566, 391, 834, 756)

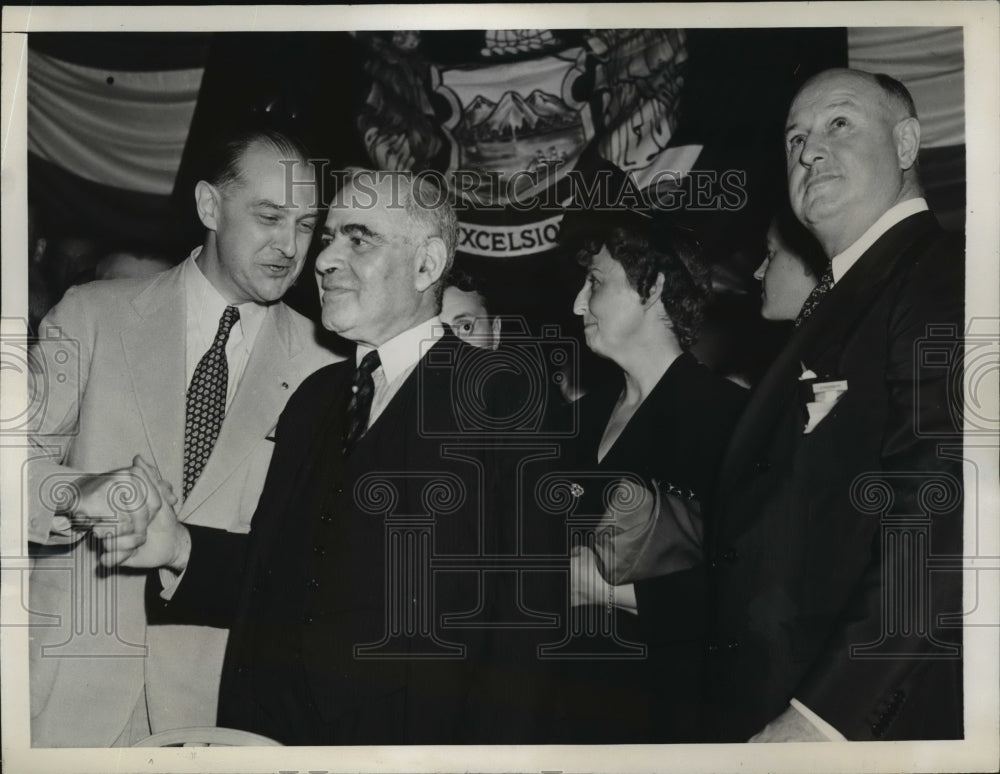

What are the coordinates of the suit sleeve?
(795, 235, 965, 738)
(26, 286, 96, 546)
(145, 525, 249, 627)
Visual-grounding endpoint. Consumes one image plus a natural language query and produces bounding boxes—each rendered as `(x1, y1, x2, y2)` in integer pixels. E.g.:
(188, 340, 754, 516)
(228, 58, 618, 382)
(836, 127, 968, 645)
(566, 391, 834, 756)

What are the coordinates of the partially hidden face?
(573, 245, 648, 359)
(314, 180, 427, 346)
(441, 286, 499, 350)
(208, 141, 319, 304)
(753, 224, 820, 322)
(785, 71, 909, 243)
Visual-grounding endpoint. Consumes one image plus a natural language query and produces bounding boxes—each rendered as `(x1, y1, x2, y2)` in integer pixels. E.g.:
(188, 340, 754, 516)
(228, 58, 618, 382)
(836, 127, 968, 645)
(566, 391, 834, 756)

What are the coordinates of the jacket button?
(320, 513, 334, 524)
(308, 578, 320, 589)
(754, 459, 769, 473)
(303, 615, 314, 625)
(707, 642, 720, 654)
(727, 639, 740, 650)
(722, 549, 738, 563)
(314, 544, 326, 556)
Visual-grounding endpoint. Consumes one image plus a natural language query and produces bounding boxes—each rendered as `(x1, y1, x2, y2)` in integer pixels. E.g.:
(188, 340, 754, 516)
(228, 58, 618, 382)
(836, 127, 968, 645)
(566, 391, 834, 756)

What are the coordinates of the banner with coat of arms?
(355, 29, 703, 259)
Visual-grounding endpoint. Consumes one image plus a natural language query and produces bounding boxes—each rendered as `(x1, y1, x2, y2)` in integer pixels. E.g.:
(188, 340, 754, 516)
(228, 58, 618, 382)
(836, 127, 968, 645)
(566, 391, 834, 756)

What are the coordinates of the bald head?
(798, 68, 916, 124)
(785, 68, 923, 255)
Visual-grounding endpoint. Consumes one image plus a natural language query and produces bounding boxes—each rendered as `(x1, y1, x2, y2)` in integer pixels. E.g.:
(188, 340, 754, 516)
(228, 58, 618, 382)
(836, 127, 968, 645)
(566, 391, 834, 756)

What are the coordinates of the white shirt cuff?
(158, 566, 186, 600)
(790, 698, 848, 741)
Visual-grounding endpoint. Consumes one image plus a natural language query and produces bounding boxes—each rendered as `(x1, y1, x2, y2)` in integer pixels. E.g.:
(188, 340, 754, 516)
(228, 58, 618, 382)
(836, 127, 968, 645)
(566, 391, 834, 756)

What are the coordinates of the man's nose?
(799, 133, 826, 166)
(315, 238, 342, 275)
(753, 258, 769, 281)
(274, 220, 298, 257)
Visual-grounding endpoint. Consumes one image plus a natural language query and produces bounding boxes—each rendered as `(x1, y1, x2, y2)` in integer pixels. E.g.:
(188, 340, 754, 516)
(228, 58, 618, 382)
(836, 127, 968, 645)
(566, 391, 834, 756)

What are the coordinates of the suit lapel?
(244, 360, 352, 568)
(801, 212, 939, 375)
(716, 212, 940, 534)
(181, 303, 298, 518)
(121, 265, 186, 492)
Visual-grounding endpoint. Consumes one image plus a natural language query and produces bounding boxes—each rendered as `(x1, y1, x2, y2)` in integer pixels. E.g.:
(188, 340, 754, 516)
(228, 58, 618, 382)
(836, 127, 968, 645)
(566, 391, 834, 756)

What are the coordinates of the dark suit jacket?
(705, 210, 965, 741)
(150, 332, 520, 744)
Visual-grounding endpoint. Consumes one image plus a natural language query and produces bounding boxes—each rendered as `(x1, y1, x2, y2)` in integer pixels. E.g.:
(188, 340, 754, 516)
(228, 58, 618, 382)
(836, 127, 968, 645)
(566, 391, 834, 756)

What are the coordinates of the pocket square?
(803, 379, 848, 434)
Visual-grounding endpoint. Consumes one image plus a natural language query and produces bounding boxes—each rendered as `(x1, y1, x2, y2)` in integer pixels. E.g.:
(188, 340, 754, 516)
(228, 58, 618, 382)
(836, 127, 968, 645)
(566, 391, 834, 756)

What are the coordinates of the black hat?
(557, 159, 697, 252)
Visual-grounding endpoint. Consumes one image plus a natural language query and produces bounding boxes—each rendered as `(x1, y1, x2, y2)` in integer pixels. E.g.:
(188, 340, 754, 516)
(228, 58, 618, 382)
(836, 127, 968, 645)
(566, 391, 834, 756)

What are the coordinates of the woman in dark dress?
(550, 217, 747, 743)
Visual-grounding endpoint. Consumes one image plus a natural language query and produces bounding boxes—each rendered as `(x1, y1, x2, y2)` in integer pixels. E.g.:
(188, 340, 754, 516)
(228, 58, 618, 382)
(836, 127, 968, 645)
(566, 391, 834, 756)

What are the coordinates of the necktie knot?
(216, 305, 241, 344)
(356, 349, 382, 381)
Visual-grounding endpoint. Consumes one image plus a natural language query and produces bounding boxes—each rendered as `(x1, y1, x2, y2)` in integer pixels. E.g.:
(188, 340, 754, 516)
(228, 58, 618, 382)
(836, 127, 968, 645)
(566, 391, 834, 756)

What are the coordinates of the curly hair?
(577, 224, 709, 348)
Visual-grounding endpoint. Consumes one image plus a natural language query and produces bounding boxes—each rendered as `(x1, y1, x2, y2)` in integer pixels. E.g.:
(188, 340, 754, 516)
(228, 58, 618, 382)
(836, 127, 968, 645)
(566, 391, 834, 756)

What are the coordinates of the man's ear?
(894, 117, 921, 170)
(413, 237, 448, 292)
(195, 180, 222, 231)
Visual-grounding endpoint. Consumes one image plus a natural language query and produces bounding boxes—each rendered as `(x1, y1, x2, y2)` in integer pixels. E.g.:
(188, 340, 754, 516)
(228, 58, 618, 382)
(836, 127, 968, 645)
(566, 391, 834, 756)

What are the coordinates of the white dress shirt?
(184, 247, 267, 407)
(830, 198, 929, 284)
(355, 316, 445, 433)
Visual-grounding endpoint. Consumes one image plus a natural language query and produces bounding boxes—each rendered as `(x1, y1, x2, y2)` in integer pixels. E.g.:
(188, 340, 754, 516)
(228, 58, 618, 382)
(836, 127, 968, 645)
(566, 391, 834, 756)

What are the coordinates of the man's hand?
(95, 456, 190, 572)
(67, 457, 178, 532)
(748, 704, 831, 742)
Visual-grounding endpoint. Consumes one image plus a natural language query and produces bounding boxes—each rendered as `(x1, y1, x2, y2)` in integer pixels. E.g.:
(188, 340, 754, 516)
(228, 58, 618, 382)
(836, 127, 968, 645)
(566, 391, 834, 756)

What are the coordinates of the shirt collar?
(184, 246, 268, 346)
(356, 316, 444, 384)
(830, 198, 929, 283)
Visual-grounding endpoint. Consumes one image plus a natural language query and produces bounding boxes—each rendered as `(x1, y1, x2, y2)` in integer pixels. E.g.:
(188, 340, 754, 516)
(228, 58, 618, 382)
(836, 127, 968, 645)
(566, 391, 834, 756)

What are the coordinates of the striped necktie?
(343, 349, 382, 455)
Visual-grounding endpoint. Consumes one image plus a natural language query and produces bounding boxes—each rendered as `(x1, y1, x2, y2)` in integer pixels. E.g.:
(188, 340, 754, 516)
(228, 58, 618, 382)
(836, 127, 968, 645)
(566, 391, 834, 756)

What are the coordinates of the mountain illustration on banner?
(456, 90, 579, 142)
(358, 29, 701, 255)
(434, 49, 593, 205)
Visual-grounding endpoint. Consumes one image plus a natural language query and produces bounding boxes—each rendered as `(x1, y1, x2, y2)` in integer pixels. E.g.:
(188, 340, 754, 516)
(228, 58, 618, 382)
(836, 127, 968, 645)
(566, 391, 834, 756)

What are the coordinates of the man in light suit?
(704, 69, 964, 741)
(27, 127, 342, 746)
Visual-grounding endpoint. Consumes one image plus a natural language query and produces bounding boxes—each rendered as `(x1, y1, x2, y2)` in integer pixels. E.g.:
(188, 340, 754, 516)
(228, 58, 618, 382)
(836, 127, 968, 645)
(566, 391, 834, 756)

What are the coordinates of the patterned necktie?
(343, 349, 381, 455)
(795, 264, 834, 328)
(183, 305, 240, 498)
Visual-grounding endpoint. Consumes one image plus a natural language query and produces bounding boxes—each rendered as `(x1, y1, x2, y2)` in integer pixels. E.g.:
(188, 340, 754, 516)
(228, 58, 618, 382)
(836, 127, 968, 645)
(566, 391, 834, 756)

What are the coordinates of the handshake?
(67, 455, 191, 572)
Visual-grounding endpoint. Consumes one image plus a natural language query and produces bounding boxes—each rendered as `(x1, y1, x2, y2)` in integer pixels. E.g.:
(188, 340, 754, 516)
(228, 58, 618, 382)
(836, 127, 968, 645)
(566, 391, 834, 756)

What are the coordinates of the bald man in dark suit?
(704, 69, 964, 742)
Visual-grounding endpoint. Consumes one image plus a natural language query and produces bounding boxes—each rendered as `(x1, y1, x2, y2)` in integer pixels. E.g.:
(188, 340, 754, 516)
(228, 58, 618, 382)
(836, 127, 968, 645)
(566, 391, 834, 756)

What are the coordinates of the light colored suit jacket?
(27, 262, 342, 746)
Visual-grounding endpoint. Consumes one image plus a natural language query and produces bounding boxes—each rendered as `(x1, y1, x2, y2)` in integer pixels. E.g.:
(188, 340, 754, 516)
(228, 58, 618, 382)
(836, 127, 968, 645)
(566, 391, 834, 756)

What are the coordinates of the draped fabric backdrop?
(27, 28, 965, 250)
(848, 26, 965, 233)
(27, 34, 209, 247)
(26, 28, 966, 379)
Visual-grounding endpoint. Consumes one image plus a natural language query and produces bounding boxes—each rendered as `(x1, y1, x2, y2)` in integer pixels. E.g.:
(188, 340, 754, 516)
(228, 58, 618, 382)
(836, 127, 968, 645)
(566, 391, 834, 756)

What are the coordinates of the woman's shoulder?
(671, 352, 748, 409)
